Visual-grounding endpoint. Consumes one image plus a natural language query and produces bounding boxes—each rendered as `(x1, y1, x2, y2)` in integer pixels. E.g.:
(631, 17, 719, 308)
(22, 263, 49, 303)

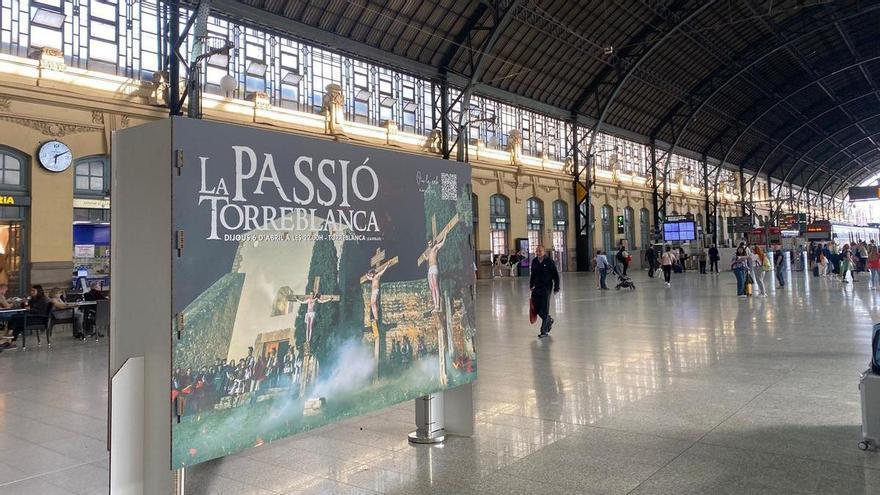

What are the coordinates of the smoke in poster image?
(170, 121, 476, 468)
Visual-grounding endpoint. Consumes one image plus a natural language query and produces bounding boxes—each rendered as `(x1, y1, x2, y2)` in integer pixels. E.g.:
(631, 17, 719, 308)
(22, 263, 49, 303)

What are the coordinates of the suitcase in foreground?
(859, 369, 880, 450)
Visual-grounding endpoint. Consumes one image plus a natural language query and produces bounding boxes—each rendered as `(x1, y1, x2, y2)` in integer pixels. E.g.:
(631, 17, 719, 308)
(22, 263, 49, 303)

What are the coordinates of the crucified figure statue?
(418, 215, 459, 313)
(289, 277, 339, 344)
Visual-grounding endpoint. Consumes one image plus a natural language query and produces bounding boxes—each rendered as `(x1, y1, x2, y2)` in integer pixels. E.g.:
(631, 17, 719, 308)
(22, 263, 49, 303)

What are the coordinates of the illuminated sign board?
(848, 186, 880, 201)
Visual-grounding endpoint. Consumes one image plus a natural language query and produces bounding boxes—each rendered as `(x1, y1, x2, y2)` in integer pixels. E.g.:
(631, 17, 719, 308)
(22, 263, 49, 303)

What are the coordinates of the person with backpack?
(616, 244, 630, 276)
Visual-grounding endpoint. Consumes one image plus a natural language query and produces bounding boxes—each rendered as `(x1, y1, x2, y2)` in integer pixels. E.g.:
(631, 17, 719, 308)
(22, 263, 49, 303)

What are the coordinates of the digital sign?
(848, 186, 880, 202)
(663, 221, 696, 242)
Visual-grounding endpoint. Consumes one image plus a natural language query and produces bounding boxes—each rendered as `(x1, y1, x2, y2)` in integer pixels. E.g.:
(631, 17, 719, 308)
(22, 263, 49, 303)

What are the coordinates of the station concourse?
(1, 1, 880, 494)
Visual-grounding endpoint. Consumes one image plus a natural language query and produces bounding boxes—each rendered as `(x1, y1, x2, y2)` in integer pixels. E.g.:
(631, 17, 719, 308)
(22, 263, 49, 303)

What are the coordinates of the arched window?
(0, 147, 28, 295)
(640, 208, 650, 249)
(0, 146, 27, 191)
(624, 206, 635, 250)
(489, 194, 509, 255)
(472, 192, 478, 223)
(552, 200, 568, 270)
(526, 197, 543, 253)
(73, 155, 111, 223)
(552, 200, 568, 229)
(471, 192, 478, 253)
(74, 155, 109, 197)
(601, 204, 613, 255)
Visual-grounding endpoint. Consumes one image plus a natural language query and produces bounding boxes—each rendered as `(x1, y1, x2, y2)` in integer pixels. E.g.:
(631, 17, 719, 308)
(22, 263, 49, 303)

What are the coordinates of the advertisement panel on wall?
(170, 119, 477, 467)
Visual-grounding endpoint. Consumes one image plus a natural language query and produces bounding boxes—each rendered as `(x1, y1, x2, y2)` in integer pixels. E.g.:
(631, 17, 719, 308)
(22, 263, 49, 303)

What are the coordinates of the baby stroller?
(611, 264, 636, 290)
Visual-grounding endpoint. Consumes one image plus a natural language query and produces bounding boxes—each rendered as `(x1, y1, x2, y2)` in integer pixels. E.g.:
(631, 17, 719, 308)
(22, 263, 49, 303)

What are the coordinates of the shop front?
(0, 197, 29, 296)
(0, 148, 30, 296)
(73, 199, 110, 290)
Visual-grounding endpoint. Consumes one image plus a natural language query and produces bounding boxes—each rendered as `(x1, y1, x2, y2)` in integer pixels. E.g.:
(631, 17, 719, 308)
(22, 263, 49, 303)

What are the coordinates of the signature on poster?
(416, 171, 439, 192)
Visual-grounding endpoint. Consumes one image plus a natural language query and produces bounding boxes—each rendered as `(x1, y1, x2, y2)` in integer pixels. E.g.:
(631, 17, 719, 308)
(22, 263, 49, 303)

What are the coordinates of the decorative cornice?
(91, 111, 104, 124)
(0, 115, 101, 137)
(0, 97, 10, 112)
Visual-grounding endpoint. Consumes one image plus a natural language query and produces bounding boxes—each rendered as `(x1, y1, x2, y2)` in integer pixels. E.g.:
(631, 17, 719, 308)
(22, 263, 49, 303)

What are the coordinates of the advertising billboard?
(169, 119, 477, 467)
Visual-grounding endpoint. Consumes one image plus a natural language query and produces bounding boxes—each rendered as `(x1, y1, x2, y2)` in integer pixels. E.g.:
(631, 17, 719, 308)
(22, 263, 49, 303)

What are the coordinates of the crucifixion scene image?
(169, 155, 477, 468)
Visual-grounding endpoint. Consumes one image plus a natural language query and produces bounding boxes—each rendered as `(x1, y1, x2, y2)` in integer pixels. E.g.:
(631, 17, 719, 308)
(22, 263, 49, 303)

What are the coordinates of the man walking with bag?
(530, 245, 560, 338)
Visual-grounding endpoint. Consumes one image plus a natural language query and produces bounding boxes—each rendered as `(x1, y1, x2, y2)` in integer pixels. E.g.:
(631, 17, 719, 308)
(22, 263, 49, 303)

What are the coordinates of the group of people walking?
(525, 237, 880, 338)
(808, 239, 880, 287)
(642, 244, 721, 287)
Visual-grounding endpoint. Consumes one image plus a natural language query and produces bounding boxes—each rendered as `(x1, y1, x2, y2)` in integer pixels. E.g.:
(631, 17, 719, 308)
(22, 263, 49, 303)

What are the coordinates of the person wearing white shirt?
(595, 250, 610, 290)
(660, 245, 676, 287)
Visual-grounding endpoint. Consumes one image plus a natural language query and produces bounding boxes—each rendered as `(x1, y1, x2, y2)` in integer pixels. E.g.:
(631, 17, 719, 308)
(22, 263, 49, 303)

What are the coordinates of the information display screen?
(663, 221, 696, 242)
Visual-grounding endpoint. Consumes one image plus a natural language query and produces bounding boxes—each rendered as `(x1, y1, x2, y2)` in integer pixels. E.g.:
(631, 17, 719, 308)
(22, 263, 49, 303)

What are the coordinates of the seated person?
(0, 283, 12, 310)
(9, 285, 50, 342)
(48, 288, 85, 339)
(83, 281, 107, 301)
(0, 284, 10, 350)
(81, 282, 107, 337)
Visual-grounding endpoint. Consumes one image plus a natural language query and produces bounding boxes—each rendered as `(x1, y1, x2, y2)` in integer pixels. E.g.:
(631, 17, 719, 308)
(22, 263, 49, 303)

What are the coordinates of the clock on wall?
(38, 140, 73, 173)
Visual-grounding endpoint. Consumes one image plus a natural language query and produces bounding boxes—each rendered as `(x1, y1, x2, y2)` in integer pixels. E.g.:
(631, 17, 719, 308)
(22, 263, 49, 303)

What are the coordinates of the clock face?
(38, 140, 73, 172)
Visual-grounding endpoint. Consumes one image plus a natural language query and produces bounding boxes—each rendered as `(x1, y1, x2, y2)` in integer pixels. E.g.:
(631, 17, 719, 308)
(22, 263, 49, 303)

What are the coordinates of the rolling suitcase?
(858, 323, 880, 450)
(813, 265, 819, 277)
(859, 369, 880, 450)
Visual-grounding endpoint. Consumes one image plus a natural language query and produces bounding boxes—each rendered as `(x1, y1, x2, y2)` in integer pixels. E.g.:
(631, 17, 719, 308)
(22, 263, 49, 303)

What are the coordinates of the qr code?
(441, 173, 457, 200)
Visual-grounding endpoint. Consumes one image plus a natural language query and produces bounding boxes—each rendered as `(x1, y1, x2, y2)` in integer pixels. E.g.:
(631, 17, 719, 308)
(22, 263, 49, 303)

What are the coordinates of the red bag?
(529, 298, 537, 324)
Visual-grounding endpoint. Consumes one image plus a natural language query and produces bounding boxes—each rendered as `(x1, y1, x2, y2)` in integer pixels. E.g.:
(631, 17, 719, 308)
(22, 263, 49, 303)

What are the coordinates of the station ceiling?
(220, 0, 880, 198)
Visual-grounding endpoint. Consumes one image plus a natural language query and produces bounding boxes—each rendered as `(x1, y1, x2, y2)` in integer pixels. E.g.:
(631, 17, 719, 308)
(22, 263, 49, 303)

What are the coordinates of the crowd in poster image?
(172, 346, 302, 415)
(388, 334, 428, 372)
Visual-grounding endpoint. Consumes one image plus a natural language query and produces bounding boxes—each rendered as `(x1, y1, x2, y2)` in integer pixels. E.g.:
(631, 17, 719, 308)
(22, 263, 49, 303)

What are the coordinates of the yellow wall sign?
(0, 196, 16, 205)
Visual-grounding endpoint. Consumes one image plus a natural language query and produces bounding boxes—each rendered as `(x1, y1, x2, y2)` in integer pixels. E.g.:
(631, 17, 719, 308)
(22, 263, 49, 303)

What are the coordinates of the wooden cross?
(417, 214, 460, 266)
(360, 248, 398, 284)
(289, 276, 340, 303)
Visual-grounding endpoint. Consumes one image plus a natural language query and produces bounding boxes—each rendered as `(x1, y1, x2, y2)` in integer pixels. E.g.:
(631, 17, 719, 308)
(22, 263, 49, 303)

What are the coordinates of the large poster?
(169, 119, 476, 468)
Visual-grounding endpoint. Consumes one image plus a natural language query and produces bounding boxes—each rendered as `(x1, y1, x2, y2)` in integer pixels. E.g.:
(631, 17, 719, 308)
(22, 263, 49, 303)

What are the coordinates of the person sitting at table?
(0, 284, 10, 351)
(48, 288, 85, 339)
(0, 284, 12, 311)
(8, 285, 50, 343)
(83, 281, 106, 301)
(81, 282, 106, 337)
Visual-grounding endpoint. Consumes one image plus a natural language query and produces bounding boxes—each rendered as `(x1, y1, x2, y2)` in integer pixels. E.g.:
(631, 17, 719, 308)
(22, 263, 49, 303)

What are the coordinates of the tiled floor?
(2, 269, 880, 494)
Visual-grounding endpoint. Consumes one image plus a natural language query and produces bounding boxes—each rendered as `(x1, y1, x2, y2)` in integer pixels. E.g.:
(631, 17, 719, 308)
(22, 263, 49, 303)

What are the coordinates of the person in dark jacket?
(708, 244, 720, 273)
(616, 245, 630, 276)
(83, 281, 107, 301)
(645, 245, 657, 277)
(81, 281, 107, 337)
(529, 245, 560, 338)
(774, 246, 786, 288)
(9, 285, 50, 342)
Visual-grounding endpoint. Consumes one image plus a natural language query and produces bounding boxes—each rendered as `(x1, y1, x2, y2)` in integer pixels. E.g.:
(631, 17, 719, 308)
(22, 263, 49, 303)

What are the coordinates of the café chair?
(22, 303, 54, 350)
(93, 299, 109, 341)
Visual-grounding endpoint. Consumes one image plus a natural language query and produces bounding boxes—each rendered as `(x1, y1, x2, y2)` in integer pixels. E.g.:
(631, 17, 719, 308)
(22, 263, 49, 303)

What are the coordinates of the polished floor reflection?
(2, 269, 880, 494)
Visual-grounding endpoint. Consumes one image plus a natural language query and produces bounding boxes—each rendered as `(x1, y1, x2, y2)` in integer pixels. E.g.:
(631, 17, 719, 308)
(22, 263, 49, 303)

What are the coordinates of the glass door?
(0, 221, 25, 296)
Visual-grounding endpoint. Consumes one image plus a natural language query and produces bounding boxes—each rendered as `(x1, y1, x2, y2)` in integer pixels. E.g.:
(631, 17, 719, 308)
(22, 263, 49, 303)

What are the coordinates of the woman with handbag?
(752, 245, 769, 297)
